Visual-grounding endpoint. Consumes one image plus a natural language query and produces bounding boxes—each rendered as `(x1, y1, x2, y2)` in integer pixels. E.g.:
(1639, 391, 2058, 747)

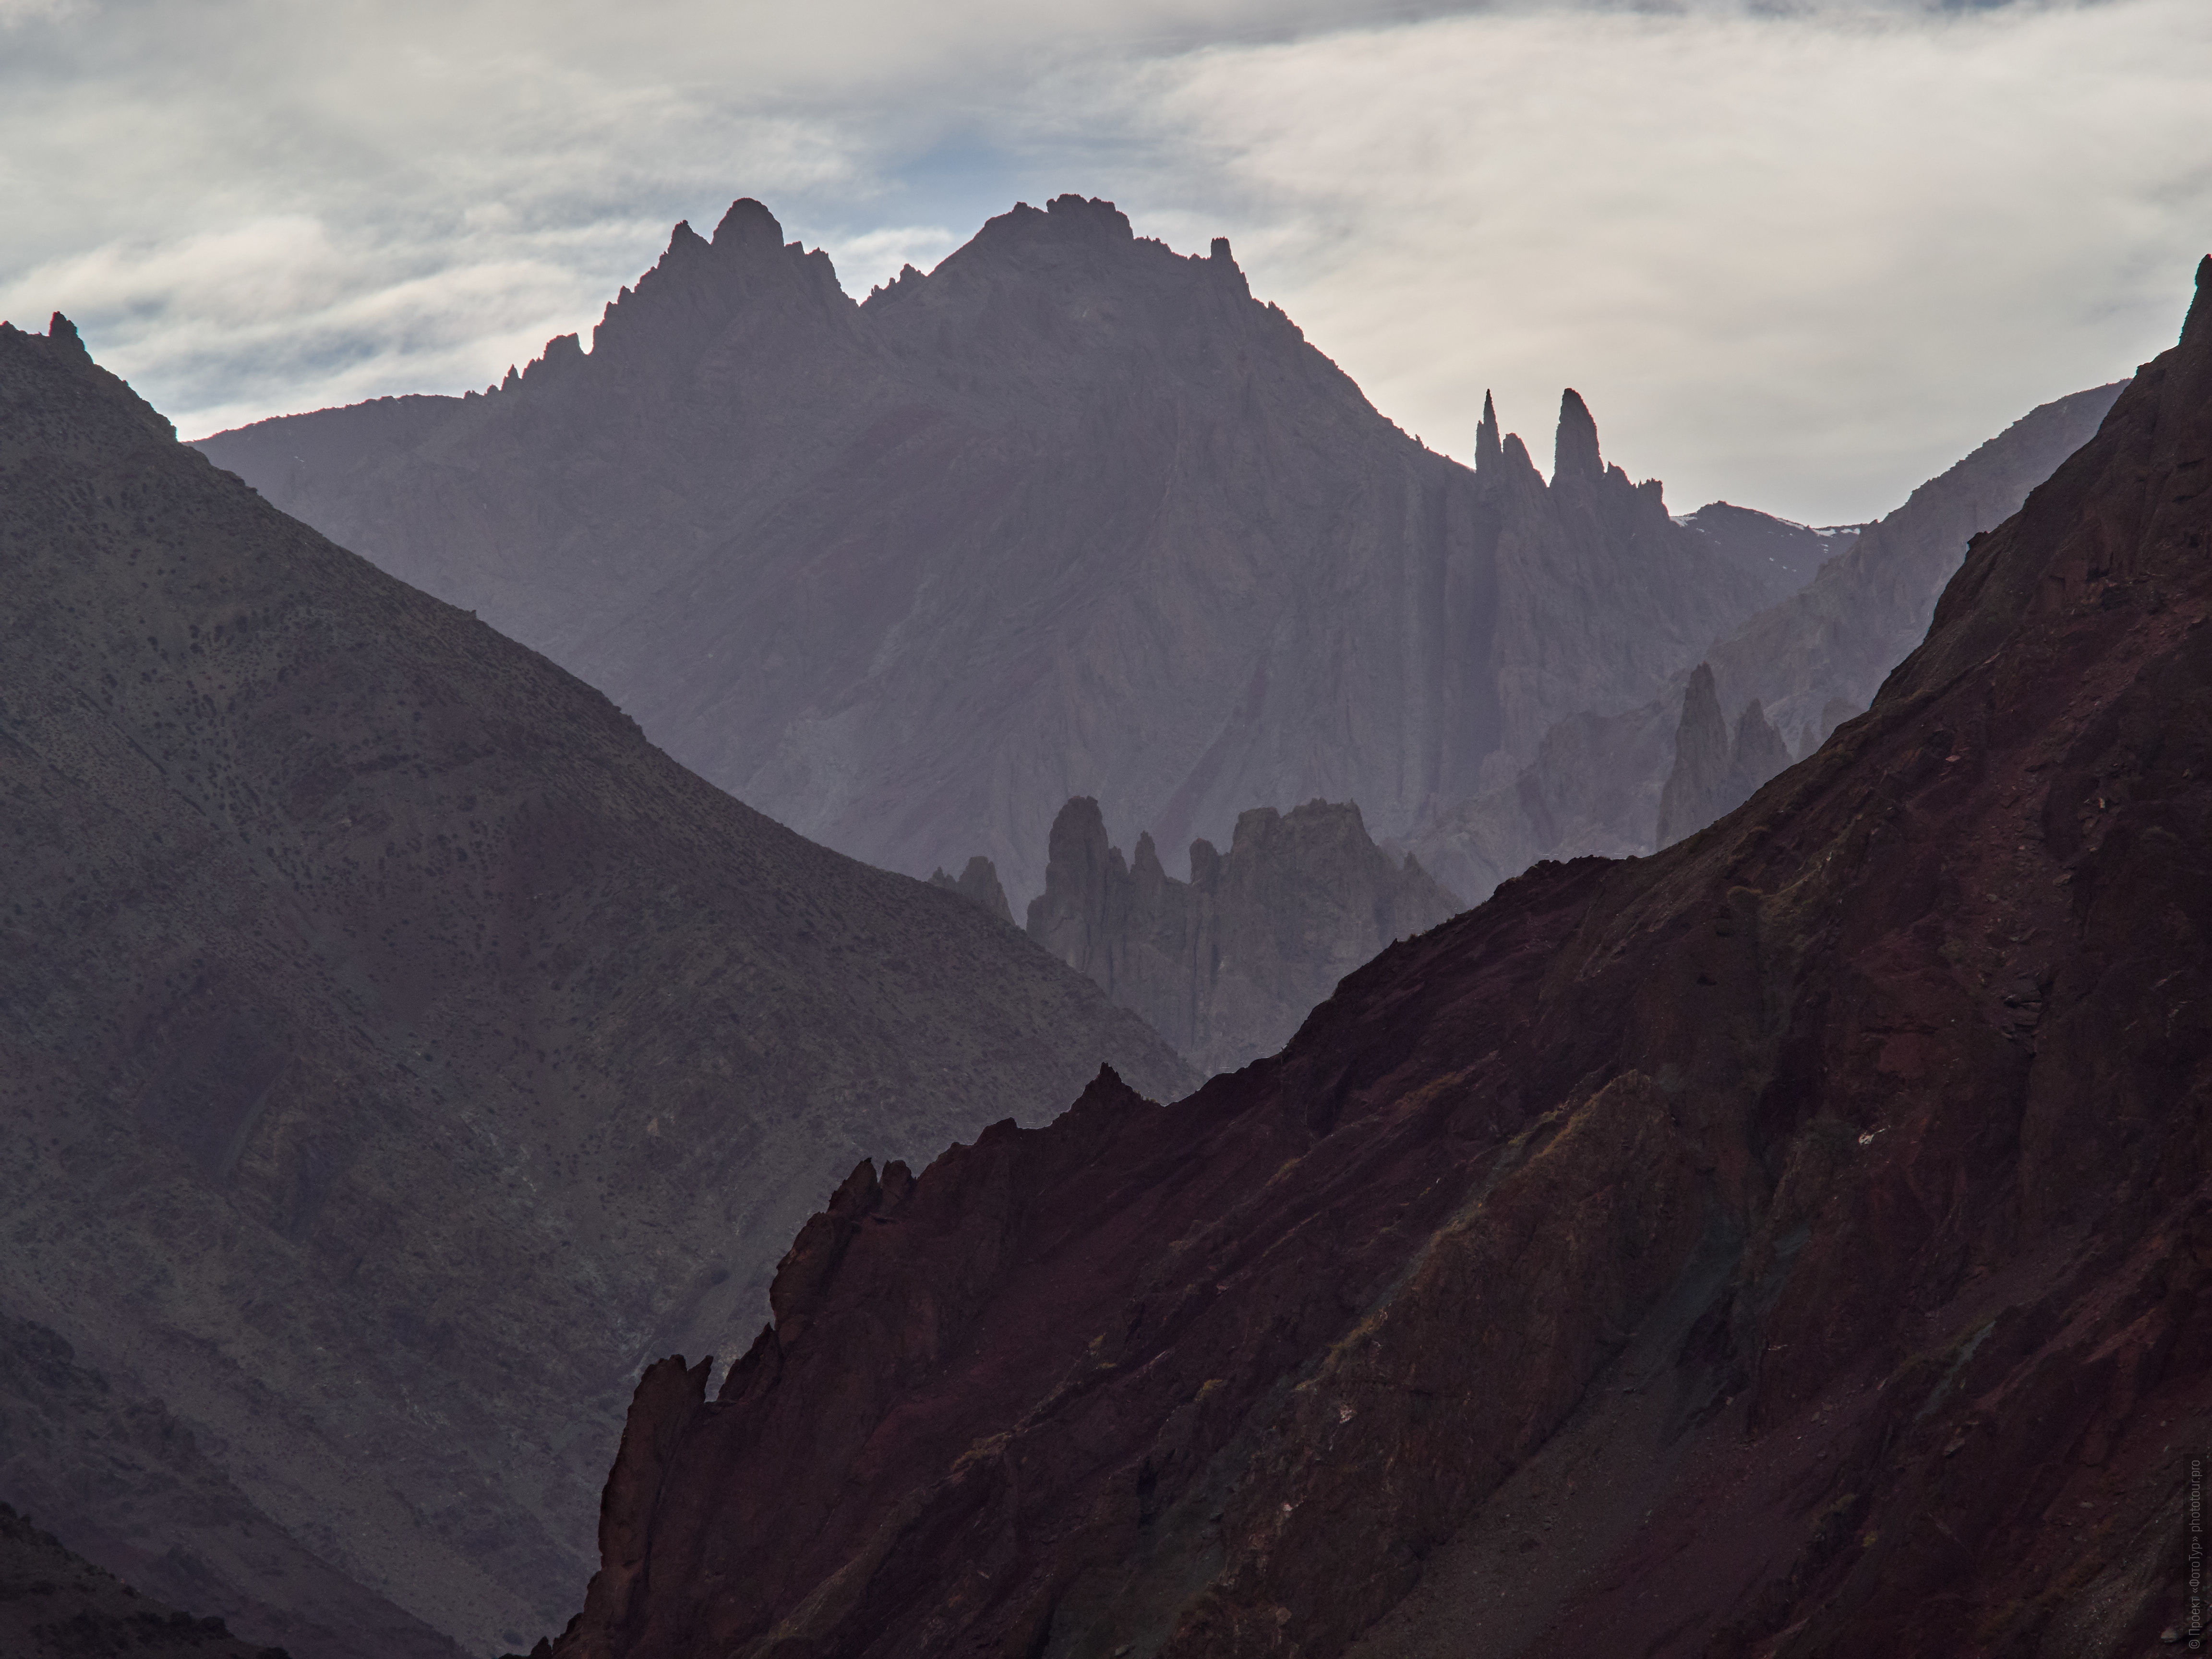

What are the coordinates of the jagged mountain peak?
(199, 191, 1779, 902)
(570, 197, 850, 376)
(991, 192, 1139, 247)
(709, 194, 787, 250)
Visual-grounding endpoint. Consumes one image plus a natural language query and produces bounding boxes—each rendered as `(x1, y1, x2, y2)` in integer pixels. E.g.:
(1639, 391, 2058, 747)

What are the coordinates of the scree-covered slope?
(548, 257, 2212, 1659)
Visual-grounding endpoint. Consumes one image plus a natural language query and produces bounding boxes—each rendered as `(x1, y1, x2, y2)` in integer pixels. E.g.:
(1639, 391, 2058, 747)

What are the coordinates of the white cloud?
(1102, 0, 2212, 517)
(3, 0, 2205, 517)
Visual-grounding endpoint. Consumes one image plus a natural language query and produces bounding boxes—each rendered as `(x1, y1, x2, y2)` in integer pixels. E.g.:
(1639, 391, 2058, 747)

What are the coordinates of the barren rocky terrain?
(545, 257, 2212, 1659)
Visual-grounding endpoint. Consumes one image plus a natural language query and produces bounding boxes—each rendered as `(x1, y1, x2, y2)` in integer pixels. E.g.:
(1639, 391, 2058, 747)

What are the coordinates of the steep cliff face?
(198, 196, 1772, 901)
(550, 258, 2212, 1659)
(0, 317, 1194, 1656)
(1022, 796, 1461, 1075)
(1407, 379, 2128, 900)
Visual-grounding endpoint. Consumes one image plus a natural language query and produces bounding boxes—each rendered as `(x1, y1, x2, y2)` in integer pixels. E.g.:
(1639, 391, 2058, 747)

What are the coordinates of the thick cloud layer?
(4, 0, 2204, 519)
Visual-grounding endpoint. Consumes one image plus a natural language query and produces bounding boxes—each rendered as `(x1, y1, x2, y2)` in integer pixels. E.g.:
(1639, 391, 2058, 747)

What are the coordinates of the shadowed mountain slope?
(547, 258, 2212, 1659)
(0, 1310, 460, 1659)
(0, 1500, 290, 1659)
(198, 196, 1775, 902)
(1405, 378, 2129, 899)
(0, 316, 1194, 1656)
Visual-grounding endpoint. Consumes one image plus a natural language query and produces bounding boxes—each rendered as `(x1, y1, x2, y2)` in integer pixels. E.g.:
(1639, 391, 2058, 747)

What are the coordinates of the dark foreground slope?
(0, 318, 1193, 1656)
(1407, 379, 2128, 900)
(551, 260, 2212, 1659)
(199, 196, 1773, 901)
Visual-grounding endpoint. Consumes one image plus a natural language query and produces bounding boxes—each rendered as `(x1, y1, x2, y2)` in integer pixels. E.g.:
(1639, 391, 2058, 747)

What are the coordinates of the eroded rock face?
(553, 258, 2212, 1659)
(1654, 669, 1797, 847)
(1407, 379, 2128, 901)
(197, 197, 1773, 902)
(0, 318, 1194, 1656)
(1023, 796, 1462, 1075)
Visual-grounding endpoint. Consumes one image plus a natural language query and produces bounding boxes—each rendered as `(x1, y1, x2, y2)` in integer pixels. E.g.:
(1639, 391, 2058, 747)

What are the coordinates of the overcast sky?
(2, 0, 2204, 522)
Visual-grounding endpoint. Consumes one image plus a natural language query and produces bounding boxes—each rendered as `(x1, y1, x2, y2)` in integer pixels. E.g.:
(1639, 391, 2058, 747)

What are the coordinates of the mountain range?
(538, 253, 2212, 1659)
(6, 180, 2186, 1659)
(198, 196, 1787, 904)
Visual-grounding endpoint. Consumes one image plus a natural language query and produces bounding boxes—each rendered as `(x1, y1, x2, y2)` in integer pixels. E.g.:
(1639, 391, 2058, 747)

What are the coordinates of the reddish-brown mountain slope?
(197, 197, 1775, 902)
(0, 316, 1192, 1657)
(549, 257, 2212, 1659)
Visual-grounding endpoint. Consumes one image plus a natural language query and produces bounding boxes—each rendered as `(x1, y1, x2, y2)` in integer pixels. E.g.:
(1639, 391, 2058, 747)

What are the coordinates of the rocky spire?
(1656, 663, 1729, 847)
(1476, 389, 1502, 476)
(1552, 388, 1603, 485)
(1658, 676, 1799, 847)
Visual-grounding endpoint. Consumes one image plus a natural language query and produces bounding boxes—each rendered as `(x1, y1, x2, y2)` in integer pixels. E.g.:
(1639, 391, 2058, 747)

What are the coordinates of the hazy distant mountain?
(1022, 796, 1461, 1075)
(1402, 378, 2128, 898)
(1676, 499, 1863, 593)
(1652, 666, 1792, 848)
(0, 317, 1193, 1656)
(199, 195, 1779, 902)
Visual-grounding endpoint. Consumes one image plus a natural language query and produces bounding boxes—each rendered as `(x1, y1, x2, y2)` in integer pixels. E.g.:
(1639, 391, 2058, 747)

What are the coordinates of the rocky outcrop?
(926, 856, 1013, 925)
(1654, 667, 1796, 847)
(549, 256, 2212, 1659)
(1405, 378, 2128, 901)
(1024, 797, 1462, 1075)
(198, 196, 1774, 901)
(0, 318, 1194, 1656)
